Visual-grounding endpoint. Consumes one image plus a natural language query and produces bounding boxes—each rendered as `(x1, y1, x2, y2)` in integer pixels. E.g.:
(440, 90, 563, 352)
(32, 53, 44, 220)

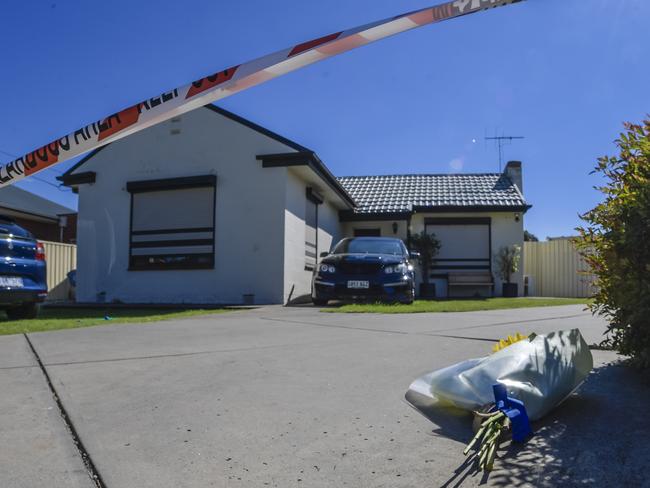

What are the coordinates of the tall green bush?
(576, 119, 650, 368)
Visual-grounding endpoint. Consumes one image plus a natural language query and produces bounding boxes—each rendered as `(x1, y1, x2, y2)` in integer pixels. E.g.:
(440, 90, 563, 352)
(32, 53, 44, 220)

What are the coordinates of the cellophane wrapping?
(406, 329, 593, 421)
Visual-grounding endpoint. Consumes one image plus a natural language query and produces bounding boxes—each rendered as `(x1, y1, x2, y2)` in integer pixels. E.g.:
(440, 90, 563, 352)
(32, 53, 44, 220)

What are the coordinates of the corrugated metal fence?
(524, 240, 596, 298)
(43, 240, 76, 301)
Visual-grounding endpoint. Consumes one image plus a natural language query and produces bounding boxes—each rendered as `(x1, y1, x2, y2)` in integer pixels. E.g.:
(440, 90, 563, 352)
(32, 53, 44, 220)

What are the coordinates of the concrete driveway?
(1, 305, 648, 488)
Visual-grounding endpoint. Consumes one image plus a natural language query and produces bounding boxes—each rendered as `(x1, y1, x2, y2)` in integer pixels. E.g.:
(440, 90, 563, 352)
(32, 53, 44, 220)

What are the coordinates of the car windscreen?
(333, 239, 404, 255)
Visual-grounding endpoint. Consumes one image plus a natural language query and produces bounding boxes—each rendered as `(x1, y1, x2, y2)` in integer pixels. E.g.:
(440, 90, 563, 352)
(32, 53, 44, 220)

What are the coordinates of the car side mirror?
(320, 251, 330, 258)
(409, 251, 421, 259)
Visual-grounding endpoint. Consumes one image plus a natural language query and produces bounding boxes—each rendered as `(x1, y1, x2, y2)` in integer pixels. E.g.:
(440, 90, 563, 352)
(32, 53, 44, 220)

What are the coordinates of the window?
(354, 228, 381, 237)
(305, 187, 323, 271)
(127, 176, 216, 271)
(424, 217, 491, 271)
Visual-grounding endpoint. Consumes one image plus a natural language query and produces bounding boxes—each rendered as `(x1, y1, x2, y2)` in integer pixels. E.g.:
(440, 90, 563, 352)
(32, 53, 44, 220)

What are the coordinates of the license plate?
(347, 280, 369, 289)
(0, 276, 23, 288)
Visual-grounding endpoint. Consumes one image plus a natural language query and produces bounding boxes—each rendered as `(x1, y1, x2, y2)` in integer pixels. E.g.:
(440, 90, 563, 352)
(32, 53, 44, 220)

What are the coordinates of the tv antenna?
(485, 135, 525, 171)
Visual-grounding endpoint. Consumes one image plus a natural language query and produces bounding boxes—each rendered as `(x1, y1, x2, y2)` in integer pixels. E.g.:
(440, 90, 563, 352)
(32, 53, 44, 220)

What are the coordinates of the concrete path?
(2, 305, 648, 487)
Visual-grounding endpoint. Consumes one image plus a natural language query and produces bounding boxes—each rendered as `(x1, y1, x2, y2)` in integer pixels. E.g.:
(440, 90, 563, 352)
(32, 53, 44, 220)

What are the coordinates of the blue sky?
(0, 0, 647, 238)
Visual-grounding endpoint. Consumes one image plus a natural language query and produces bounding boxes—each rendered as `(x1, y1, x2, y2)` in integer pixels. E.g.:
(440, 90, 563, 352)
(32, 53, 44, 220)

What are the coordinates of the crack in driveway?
(427, 313, 587, 334)
(260, 312, 590, 343)
(21, 311, 592, 370)
(38, 340, 339, 368)
(0, 363, 39, 371)
(260, 316, 410, 335)
(421, 333, 499, 342)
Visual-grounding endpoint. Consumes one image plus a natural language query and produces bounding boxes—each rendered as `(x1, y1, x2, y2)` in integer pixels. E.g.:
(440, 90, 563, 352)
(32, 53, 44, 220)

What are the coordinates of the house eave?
(58, 171, 96, 187)
(59, 145, 109, 181)
(338, 211, 412, 222)
(0, 205, 60, 224)
(257, 151, 356, 209)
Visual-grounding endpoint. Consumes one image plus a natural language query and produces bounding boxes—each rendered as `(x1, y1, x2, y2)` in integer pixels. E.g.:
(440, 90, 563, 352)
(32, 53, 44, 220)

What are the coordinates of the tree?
(409, 231, 441, 285)
(576, 118, 650, 368)
(524, 230, 539, 242)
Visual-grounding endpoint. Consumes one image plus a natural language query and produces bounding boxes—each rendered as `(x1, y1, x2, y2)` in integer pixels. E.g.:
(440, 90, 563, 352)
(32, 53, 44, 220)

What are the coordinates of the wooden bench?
(447, 271, 494, 297)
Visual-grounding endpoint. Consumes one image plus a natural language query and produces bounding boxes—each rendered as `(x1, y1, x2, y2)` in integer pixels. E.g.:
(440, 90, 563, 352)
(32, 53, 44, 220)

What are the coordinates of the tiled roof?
(337, 173, 527, 214)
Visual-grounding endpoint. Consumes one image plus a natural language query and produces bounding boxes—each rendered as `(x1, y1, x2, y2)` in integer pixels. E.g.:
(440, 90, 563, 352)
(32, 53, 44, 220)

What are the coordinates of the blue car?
(0, 216, 47, 319)
(312, 237, 417, 305)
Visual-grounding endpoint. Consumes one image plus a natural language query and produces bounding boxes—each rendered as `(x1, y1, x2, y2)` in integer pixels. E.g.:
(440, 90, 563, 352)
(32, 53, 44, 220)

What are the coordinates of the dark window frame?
(127, 175, 217, 271)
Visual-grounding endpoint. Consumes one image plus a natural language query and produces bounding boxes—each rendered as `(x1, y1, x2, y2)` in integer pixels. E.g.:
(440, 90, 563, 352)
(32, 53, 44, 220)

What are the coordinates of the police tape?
(0, 0, 524, 187)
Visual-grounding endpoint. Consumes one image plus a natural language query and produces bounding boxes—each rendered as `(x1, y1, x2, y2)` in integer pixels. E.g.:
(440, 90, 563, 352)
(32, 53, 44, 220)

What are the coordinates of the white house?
(61, 105, 530, 304)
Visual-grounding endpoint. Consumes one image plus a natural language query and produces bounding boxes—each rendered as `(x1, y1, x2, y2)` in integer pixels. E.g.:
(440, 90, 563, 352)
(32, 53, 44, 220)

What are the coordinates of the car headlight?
(320, 264, 336, 273)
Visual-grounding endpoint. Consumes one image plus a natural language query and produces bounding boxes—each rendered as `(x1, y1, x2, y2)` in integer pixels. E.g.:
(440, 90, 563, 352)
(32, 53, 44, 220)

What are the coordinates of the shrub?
(576, 119, 650, 368)
(494, 245, 521, 284)
(409, 231, 441, 284)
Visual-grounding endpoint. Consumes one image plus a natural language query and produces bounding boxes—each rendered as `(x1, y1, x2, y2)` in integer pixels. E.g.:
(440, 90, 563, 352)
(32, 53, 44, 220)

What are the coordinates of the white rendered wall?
(341, 220, 408, 241)
(489, 212, 525, 295)
(283, 169, 343, 302)
(73, 107, 294, 304)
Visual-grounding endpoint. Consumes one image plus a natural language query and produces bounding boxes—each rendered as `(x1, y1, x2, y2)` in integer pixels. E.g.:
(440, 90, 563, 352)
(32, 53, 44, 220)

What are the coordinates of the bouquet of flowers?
(405, 329, 593, 470)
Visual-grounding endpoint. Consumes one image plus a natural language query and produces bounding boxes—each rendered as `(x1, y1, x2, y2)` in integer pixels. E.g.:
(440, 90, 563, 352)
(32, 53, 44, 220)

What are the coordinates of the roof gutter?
(339, 204, 532, 222)
(411, 204, 532, 214)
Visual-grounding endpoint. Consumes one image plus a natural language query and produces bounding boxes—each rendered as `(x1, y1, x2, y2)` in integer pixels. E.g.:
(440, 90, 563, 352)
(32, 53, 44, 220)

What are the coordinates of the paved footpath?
(1, 305, 648, 488)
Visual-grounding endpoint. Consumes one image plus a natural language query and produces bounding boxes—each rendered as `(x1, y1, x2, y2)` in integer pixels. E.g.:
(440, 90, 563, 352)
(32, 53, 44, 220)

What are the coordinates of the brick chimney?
(504, 160, 523, 193)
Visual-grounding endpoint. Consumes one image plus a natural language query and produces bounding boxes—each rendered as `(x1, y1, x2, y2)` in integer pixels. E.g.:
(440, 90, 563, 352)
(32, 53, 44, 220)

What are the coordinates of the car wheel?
(312, 298, 329, 306)
(400, 285, 415, 305)
(6, 303, 39, 320)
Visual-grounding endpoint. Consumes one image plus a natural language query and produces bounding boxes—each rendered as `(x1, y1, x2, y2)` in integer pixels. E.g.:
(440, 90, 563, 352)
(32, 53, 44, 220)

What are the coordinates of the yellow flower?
(492, 332, 528, 353)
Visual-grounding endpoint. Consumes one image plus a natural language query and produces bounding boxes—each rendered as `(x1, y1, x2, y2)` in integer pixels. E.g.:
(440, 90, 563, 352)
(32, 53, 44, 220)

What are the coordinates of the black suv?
(311, 237, 416, 305)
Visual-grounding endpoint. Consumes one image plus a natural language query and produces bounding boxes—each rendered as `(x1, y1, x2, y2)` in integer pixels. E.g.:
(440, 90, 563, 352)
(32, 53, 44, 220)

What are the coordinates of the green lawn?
(322, 297, 590, 314)
(0, 307, 235, 336)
